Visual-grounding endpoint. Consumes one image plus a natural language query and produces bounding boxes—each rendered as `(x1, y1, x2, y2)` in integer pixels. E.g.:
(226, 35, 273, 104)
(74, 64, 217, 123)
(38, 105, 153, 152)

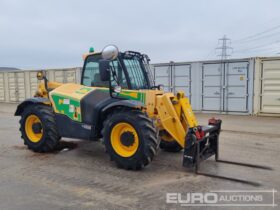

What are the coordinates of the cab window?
(123, 57, 149, 89)
(82, 55, 128, 88)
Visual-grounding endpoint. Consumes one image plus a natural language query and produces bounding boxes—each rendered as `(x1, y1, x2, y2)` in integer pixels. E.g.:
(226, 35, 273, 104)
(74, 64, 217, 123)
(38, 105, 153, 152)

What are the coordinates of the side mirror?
(101, 45, 119, 60)
(99, 59, 110, 81)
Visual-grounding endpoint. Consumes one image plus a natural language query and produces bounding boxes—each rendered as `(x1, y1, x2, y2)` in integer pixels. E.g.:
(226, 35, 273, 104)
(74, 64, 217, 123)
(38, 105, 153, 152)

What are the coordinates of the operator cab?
(81, 46, 154, 91)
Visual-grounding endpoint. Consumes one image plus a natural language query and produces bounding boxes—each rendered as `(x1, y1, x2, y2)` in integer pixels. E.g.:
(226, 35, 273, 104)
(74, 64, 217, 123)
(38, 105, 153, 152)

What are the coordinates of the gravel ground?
(0, 107, 279, 210)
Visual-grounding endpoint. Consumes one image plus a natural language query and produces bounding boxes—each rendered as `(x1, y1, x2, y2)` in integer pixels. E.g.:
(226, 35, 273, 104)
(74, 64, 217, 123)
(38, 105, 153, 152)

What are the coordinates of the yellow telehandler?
(15, 45, 270, 185)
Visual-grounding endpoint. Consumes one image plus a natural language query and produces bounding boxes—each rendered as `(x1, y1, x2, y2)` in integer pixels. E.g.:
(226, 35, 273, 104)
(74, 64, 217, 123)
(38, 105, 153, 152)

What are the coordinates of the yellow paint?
(160, 132, 174, 142)
(155, 91, 198, 148)
(25, 114, 43, 143)
(120, 91, 138, 99)
(49, 84, 96, 113)
(33, 73, 199, 150)
(82, 52, 101, 60)
(110, 122, 139, 157)
(179, 97, 198, 128)
(50, 84, 96, 101)
(35, 81, 63, 99)
(144, 90, 163, 117)
(156, 93, 186, 147)
(76, 88, 91, 94)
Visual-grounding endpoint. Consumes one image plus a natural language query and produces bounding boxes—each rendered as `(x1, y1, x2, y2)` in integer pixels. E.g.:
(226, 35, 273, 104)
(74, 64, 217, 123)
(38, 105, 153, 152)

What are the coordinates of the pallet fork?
(183, 118, 272, 186)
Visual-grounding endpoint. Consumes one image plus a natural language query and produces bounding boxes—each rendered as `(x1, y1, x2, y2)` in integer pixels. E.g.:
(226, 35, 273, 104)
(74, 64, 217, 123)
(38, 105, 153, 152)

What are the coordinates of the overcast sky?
(0, 0, 280, 69)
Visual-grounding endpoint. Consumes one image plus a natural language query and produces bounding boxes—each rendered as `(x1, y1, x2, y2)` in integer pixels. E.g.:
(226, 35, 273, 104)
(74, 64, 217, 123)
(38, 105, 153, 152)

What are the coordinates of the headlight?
(37, 71, 45, 80)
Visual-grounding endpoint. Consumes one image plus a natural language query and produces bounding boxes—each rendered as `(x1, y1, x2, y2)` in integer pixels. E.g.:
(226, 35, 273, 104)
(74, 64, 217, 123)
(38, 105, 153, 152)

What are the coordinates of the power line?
(216, 35, 233, 60)
(232, 42, 280, 57)
(234, 40, 280, 53)
(233, 24, 280, 43)
(204, 48, 216, 59)
(234, 31, 280, 45)
(234, 47, 280, 55)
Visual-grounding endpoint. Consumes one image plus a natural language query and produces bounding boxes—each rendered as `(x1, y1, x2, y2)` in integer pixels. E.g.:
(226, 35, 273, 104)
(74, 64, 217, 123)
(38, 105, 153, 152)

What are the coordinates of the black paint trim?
(14, 97, 50, 116)
(55, 114, 92, 140)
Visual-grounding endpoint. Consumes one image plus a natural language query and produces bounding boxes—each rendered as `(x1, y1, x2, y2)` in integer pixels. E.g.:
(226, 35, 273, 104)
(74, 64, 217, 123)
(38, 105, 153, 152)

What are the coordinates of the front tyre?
(102, 110, 159, 170)
(159, 131, 183, 153)
(19, 104, 60, 152)
(160, 140, 183, 153)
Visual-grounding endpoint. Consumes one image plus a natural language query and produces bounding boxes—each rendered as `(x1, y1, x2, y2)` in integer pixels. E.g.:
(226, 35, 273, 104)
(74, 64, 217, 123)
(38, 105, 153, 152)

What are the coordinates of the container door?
(54, 70, 64, 83)
(173, 64, 191, 98)
(154, 65, 171, 92)
(225, 62, 249, 112)
(8, 72, 26, 102)
(54, 70, 76, 83)
(261, 60, 280, 113)
(0, 73, 5, 101)
(202, 63, 223, 111)
(30, 71, 40, 97)
(64, 70, 76, 83)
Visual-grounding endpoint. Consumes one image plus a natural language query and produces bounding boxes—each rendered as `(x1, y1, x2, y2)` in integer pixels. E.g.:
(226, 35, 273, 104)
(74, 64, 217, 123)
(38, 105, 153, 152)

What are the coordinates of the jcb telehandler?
(15, 45, 270, 184)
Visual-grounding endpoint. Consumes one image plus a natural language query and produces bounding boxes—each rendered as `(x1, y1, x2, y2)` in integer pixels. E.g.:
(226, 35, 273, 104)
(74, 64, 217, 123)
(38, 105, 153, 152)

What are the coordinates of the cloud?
(0, 0, 279, 69)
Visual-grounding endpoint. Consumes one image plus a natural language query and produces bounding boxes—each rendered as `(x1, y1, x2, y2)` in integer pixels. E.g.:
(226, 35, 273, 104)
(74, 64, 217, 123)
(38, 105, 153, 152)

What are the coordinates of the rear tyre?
(102, 109, 159, 170)
(19, 104, 60, 152)
(160, 140, 183, 153)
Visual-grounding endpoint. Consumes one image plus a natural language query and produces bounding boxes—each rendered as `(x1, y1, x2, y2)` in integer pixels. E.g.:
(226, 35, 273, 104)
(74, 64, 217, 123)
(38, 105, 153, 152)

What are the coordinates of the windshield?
(123, 57, 149, 89)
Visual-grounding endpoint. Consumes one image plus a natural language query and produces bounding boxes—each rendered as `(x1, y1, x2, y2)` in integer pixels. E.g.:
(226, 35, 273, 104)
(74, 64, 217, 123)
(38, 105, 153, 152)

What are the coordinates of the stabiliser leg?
(183, 118, 272, 187)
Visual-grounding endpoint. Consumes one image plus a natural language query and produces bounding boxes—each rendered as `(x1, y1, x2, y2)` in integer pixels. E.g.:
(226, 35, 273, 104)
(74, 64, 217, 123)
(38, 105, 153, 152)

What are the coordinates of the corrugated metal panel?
(29, 71, 40, 97)
(154, 58, 253, 114)
(202, 62, 249, 112)
(53, 70, 65, 83)
(202, 63, 223, 111)
(154, 65, 171, 92)
(8, 72, 26, 102)
(54, 69, 76, 83)
(173, 64, 191, 98)
(0, 68, 80, 103)
(0, 73, 5, 101)
(65, 69, 76, 83)
(154, 64, 191, 98)
(260, 60, 280, 113)
(225, 62, 249, 112)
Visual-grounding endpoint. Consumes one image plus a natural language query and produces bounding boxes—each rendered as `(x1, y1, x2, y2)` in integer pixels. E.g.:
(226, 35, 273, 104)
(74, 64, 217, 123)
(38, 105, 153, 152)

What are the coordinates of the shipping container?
(29, 71, 41, 99)
(154, 63, 192, 100)
(254, 57, 280, 115)
(0, 72, 5, 101)
(201, 59, 254, 113)
(153, 58, 255, 114)
(0, 58, 279, 116)
(7, 72, 26, 102)
(1, 68, 80, 103)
